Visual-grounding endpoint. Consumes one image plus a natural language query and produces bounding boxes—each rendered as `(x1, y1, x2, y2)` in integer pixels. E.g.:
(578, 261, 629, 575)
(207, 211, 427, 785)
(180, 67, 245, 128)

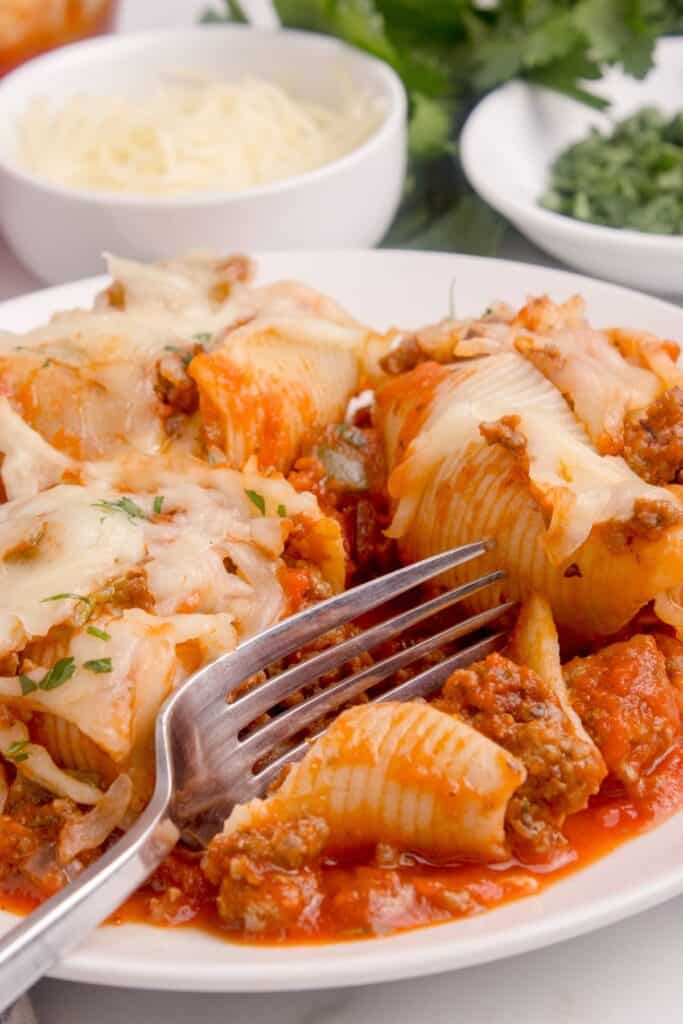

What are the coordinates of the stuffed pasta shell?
(219, 701, 526, 864)
(376, 350, 683, 639)
(0, 252, 381, 471)
(384, 293, 683, 484)
(0, 416, 344, 813)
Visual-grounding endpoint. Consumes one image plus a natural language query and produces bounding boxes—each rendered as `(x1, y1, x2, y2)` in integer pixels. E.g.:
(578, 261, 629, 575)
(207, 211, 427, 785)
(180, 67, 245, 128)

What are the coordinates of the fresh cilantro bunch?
(203, 0, 683, 253)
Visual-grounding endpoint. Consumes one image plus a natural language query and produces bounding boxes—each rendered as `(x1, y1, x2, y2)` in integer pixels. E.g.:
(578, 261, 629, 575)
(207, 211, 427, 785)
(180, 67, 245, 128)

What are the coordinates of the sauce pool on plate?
(3, 747, 681, 944)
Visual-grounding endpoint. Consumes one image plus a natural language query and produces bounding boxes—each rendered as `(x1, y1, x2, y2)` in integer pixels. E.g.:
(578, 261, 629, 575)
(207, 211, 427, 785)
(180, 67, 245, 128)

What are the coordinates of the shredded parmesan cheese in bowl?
(17, 76, 385, 196)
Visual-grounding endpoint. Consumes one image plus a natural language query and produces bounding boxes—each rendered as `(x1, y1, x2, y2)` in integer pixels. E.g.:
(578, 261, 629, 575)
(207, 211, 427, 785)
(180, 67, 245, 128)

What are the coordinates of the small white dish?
(3, 248, 683, 992)
(0, 26, 406, 284)
(461, 37, 683, 294)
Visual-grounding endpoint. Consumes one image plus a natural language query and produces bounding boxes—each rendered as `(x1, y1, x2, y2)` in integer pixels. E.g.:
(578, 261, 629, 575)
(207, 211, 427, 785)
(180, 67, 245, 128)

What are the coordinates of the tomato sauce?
(0, 1, 118, 79)
(376, 362, 449, 461)
(1, 759, 678, 944)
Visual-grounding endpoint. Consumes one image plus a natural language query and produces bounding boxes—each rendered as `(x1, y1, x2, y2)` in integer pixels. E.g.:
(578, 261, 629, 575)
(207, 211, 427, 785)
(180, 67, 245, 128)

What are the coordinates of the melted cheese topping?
(0, 428, 344, 761)
(388, 353, 679, 562)
(0, 253, 372, 463)
(0, 484, 145, 654)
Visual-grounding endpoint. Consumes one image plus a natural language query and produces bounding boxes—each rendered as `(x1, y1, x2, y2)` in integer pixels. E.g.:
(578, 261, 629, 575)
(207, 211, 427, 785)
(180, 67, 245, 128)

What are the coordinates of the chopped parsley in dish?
(541, 107, 683, 234)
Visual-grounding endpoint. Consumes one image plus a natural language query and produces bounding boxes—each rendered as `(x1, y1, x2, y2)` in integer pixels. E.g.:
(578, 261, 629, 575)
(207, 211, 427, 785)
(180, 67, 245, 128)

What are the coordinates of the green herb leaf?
(40, 657, 76, 690)
(153, 496, 165, 515)
(87, 625, 111, 642)
(6, 739, 30, 763)
(93, 496, 148, 523)
(83, 658, 112, 674)
(276, 503, 288, 517)
(19, 675, 37, 695)
(245, 489, 266, 515)
(193, 332, 212, 343)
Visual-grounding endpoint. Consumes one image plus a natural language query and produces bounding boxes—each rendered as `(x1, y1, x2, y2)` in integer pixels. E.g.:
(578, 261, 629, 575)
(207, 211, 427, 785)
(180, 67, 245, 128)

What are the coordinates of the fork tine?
(375, 630, 506, 703)
(250, 628, 509, 794)
(188, 541, 494, 717)
(207, 569, 505, 732)
(233, 602, 515, 765)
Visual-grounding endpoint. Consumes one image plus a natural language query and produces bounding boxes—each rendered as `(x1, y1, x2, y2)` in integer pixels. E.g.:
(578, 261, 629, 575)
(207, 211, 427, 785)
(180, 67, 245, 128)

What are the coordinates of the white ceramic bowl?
(0, 26, 406, 284)
(461, 37, 683, 295)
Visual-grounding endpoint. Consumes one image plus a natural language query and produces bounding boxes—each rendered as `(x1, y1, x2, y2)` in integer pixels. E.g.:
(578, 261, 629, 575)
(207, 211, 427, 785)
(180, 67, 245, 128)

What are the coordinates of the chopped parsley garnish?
(83, 658, 112, 674)
(93, 496, 148, 523)
(193, 332, 212, 343)
(19, 675, 37, 695)
(41, 657, 77, 690)
(541, 107, 683, 234)
(153, 495, 165, 515)
(245, 489, 266, 515)
(276, 503, 287, 517)
(6, 740, 30, 763)
(87, 625, 111, 642)
(19, 657, 76, 694)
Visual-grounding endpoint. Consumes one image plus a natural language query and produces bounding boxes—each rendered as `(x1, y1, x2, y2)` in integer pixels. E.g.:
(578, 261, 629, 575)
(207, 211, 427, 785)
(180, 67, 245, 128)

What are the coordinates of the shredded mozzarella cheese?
(17, 76, 384, 195)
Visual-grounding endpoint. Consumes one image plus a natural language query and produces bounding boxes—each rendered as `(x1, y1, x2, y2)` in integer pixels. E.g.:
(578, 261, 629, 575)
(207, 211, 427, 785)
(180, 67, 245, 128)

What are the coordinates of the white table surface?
(3, 1, 683, 1020)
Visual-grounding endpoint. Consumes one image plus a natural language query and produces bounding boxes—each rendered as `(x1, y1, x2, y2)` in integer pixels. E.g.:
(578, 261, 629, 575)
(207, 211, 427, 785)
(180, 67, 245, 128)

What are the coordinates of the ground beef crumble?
(154, 344, 203, 421)
(379, 335, 429, 376)
(479, 415, 527, 454)
(604, 498, 683, 549)
(202, 817, 329, 934)
(623, 387, 683, 484)
(435, 653, 605, 863)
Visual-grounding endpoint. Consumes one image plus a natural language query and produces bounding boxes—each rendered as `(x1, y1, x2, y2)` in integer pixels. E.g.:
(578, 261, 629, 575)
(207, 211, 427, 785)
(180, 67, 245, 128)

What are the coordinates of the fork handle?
(0, 796, 178, 1012)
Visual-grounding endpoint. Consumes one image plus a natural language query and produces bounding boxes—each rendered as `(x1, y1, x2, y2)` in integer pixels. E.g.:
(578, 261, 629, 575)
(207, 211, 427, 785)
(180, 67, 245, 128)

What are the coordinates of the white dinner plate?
(2, 249, 683, 992)
(461, 38, 683, 295)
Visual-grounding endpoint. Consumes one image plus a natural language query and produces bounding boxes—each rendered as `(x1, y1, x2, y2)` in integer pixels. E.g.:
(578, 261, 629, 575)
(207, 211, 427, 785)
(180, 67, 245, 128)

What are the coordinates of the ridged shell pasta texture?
(376, 354, 683, 639)
(190, 316, 373, 472)
(223, 701, 526, 862)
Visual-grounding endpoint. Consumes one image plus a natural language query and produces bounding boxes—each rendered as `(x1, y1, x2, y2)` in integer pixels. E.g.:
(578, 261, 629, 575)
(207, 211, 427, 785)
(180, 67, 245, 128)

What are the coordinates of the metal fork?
(0, 541, 512, 1009)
